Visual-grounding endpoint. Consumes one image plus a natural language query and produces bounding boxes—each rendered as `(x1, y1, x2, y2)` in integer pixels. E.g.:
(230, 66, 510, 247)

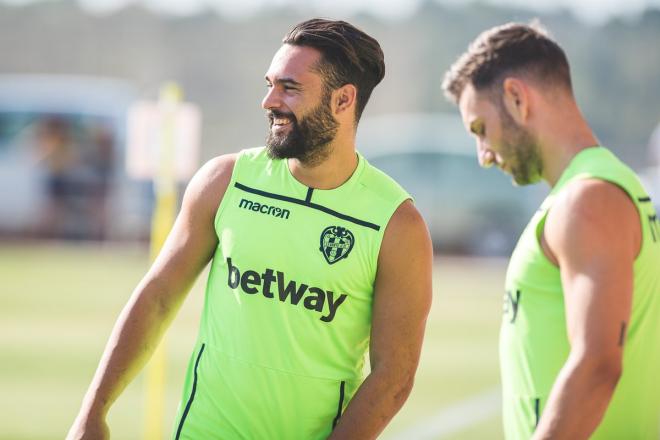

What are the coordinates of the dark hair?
(442, 21, 572, 103)
(283, 18, 385, 123)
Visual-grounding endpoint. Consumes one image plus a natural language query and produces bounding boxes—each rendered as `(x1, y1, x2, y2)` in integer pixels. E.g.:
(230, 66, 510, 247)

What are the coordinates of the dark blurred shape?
(88, 122, 115, 240)
(0, 74, 151, 241)
(358, 113, 546, 256)
(33, 116, 117, 239)
(34, 115, 79, 238)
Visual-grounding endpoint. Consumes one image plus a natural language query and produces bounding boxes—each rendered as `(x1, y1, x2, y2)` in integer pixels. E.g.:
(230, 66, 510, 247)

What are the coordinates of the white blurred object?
(126, 84, 201, 182)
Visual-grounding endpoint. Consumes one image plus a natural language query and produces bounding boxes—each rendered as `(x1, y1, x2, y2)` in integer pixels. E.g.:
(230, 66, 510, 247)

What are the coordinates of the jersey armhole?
(534, 210, 558, 268)
(213, 150, 244, 233)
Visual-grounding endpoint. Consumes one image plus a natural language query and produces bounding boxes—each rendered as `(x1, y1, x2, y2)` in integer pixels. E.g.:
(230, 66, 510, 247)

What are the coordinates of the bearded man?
(68, 18, 432, 440)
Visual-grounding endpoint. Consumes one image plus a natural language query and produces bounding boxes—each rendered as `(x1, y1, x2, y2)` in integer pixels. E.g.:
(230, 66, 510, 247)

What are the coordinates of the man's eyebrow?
(265, 76, 303, 87)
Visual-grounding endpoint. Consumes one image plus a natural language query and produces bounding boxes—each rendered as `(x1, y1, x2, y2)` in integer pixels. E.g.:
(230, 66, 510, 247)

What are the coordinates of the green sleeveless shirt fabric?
(501, 146, 660, 439)
(172, 147, 410, 439)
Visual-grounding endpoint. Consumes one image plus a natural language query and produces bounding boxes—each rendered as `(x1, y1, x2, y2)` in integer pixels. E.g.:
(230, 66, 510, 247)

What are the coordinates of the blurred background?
(1, 0, 659, 439)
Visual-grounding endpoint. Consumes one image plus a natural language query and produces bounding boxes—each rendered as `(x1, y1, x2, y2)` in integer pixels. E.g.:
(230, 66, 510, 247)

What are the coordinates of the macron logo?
(238, 198, 290, 219)
(226, 257, 347, 323)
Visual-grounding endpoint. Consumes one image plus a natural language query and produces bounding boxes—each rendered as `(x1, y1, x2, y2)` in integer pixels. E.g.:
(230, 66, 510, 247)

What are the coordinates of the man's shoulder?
(554, 178, 636, 217)
(546, 178, 640, 259)
(187, 153, 239, 212)
(386, 200, 427, 236)
(202, 153, 239, 183)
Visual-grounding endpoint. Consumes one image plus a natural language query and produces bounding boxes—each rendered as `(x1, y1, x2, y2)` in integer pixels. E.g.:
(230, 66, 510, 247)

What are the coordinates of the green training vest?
(172, 147, 410, 439)
(501, 146, 660, 439)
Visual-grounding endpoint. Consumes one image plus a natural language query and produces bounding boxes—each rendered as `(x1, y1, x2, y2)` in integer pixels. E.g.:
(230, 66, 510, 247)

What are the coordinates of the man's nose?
(262, 87, 280, 110)
(476, 140, 496, 168)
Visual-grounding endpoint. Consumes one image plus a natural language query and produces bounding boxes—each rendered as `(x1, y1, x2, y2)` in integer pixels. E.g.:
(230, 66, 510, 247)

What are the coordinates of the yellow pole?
(144, 82, 182, 440)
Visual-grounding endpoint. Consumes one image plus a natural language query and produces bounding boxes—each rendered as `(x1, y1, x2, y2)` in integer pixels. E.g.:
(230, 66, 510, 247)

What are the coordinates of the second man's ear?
(502, 77, 529, 124)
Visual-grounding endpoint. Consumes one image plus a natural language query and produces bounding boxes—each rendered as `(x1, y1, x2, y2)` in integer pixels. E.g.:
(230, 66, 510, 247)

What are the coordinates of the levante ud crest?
(320, 226, 355, 264)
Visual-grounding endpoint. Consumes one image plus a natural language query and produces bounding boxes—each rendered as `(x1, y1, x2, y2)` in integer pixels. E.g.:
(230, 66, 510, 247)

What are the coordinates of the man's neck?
(539, 107, 599, 187)
(288, 141, 358, 190)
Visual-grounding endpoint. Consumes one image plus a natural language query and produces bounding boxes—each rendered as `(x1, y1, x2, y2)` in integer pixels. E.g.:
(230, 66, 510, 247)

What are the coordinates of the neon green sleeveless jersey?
(172, 147, 410, 439)
(501, 146, 660, 439)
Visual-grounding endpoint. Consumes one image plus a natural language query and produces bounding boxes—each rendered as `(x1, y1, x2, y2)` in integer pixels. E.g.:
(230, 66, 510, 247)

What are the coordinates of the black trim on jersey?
(533, 398, 540, 428)
(332, 381, 346, 429)
(305, 187, 314, 204)
(234, 182, 381, 231)
(175, 343, 206, 440)
(638, 196, 652, 203)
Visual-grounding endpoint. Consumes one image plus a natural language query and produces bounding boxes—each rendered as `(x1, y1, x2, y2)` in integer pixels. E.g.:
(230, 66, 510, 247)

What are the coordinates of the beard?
(265, 91, 339, 167)
(499, 109, 543, 186)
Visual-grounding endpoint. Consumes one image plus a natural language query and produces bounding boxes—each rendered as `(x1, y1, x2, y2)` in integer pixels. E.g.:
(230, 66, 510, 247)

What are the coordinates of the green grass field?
(0, 243, 506, 440)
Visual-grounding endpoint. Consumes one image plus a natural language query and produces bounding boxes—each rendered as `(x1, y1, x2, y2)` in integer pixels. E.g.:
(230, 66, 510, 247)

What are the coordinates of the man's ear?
(502, 77, 530, 125)
(333, 84, 357, 116)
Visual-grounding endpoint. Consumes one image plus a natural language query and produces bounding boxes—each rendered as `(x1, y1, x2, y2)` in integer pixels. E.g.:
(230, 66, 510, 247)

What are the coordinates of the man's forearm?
(533, 354, 621, 440)
(326, 368, 414, 440)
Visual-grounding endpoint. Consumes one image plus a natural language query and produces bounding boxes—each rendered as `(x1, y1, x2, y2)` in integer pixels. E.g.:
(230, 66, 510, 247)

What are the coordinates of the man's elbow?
(394, 373, 415, 405)
(372, 365, 416, 409)
(579, 351, 623, 391)
(597, 358, 622, 390)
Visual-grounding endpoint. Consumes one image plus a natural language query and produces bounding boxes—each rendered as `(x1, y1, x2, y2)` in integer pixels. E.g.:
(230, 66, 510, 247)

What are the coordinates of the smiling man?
(67, 19, 432, 440)
(442, 22, 660, 439)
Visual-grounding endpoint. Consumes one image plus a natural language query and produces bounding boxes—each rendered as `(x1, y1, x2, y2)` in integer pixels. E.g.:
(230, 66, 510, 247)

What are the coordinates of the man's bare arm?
(327, 200, 433, 439)
(532, 179, 640, 439)
(66, 154, 236, 440)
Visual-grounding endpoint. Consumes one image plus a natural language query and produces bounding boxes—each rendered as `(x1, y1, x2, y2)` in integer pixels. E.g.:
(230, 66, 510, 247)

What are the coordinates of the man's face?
(458, 84, 543, 186)
(262, 44, 338, 166)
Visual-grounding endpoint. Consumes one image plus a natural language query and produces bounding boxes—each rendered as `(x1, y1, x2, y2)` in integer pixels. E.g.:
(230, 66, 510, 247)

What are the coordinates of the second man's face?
(458, 83, 543, 186)
(262, 44, 339, 166)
